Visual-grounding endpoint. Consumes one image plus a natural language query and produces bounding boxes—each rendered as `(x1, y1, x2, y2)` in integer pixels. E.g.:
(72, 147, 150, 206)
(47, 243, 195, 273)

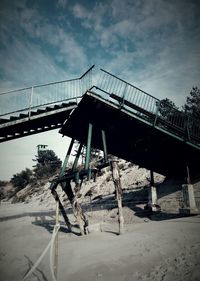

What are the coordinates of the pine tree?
(183, 87, 200, 120)
(33, 148, 62, 179)
(158, 98, 179, 119)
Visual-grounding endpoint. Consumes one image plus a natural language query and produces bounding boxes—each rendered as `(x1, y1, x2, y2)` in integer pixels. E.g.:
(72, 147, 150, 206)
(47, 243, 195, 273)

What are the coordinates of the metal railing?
(0, 65, 94, 118)
(95, 69, 200, 145)
(1, 65, 199, 145)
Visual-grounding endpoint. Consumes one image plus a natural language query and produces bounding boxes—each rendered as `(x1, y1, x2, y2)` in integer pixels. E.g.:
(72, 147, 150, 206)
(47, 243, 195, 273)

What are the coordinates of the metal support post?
(101, 130, 108, 162)
(150, 170, 154, 187)
(85, 123, 93, 170)
(60, 138, 74, 177)
(72, 143, 83, 171)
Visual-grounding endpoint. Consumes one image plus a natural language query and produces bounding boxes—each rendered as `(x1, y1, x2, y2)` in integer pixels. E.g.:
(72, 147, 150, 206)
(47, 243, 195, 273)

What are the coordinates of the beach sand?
(0, 202, 200, 281)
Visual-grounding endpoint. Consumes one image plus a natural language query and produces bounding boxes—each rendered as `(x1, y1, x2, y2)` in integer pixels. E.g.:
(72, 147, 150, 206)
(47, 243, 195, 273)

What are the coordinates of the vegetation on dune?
(158, 87, 200, 123)
(33, 149, 62, 179)
(11, 168, 34, 191)
(183, 86, 200, 120)
(9, 148, 61, 193)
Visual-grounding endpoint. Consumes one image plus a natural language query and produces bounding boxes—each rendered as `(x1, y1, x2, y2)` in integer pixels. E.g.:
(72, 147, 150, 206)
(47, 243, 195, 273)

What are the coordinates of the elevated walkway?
(1, 67, 199, 179)
(59, 69, 200, 179)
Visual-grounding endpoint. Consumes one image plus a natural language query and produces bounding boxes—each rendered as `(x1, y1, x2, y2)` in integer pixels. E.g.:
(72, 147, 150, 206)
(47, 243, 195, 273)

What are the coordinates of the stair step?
(54, 104, 62, 109)
(61, 102, 70, 107)
(37, 109, 46, 114)
(46, 107, 53, 111)
(19, 113, 28, 118)
(10, 116, 19, 121)
(29, 111, 38, 116)
(0, 118, 10, 124)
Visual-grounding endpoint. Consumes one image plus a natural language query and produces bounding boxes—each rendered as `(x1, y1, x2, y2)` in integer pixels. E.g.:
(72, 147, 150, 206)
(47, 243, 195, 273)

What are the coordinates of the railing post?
(186, 115, 191, 141)
(153, 100, 160, 127)
(28, 86, 34, 119)
(120, 84, 128, 109)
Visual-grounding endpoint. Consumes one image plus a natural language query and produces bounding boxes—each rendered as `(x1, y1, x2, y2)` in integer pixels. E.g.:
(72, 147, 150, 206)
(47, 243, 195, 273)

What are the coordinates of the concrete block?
(86, 223, 102, 233)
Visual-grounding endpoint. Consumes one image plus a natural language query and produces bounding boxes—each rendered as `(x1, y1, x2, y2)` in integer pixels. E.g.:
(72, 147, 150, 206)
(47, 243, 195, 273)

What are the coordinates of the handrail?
(96, 69, 200, 145)
(80, 64, 95, 79)
(0, 66, 94, 117)
(0, 65, 199, 146)
(100, 68, 160, 102)
(0, 65, 95, 96)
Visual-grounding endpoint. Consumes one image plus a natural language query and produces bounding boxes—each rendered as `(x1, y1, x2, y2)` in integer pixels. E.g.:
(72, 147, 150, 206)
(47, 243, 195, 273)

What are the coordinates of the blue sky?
(0, 0, 200, 180)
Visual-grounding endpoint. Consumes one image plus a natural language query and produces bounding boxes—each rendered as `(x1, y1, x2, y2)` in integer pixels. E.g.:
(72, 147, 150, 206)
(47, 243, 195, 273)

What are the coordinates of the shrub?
(10, 168, 34, 191)
(33, 149, 62, 179)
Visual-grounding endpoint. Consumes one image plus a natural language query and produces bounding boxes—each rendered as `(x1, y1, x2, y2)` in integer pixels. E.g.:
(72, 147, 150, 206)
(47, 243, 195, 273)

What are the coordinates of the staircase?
(0, 102, 77, 142)
(0, 65, 94, 142)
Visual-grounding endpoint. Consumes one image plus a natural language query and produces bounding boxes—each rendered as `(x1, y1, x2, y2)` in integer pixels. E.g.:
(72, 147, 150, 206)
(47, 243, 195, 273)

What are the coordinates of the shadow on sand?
(32, 217, 81, 236)
(31, 183, 198, 235)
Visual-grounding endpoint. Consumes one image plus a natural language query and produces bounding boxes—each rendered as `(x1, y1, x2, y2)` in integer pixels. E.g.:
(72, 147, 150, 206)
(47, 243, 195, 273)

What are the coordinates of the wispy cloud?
(0, 0, 88, 91)
(57, 0, 68, 9)
(0, 37, 68, 91)
(70, 0, 200, 105)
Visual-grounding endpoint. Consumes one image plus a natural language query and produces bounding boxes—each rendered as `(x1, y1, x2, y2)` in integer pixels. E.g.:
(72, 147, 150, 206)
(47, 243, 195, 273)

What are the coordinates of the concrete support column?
(151, 185, 158, 206)
(146, 170, 159, 212)
(181, 184, 198, 214)
(147, 185, 158, 212)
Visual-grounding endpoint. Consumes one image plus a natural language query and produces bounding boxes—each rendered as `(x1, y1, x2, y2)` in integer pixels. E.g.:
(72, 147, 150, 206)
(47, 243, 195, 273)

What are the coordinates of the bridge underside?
(0, 102, 77, 142)
(60, 92, 200, 179)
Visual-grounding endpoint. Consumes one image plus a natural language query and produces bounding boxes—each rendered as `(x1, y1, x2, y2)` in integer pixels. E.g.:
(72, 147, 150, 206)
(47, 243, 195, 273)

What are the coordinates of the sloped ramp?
(60, 91, 200, 179)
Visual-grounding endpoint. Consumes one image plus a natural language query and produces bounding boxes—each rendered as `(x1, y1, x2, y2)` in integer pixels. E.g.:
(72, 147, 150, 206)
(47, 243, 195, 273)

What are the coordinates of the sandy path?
(0, 203, 200, 281)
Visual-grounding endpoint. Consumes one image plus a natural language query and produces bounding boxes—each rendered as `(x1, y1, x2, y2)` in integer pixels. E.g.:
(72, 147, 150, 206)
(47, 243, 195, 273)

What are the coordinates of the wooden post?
(72, 197, 88, 235)
(51, 183, 71, 231)
(64, 179, 88, 235)
(110, 158, 124, 235)
(73, 174, 88, 235)
(54, 200, 59, 278)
